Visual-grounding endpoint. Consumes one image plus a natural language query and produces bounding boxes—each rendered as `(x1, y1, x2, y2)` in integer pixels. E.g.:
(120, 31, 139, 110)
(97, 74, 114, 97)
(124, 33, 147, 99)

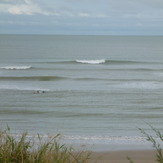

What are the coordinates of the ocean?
(0, 35, 163, 151)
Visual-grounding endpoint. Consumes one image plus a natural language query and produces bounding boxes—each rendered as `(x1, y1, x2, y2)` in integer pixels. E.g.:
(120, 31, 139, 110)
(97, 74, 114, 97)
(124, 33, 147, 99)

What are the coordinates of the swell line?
(43, 59, 154, 65)
(0, 76, 67, 81)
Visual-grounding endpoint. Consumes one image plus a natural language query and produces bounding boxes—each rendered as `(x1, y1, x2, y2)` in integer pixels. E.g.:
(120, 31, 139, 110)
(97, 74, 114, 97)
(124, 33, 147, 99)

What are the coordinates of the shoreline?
(65, 141, 153, 152)
(89, 149, 156, 163)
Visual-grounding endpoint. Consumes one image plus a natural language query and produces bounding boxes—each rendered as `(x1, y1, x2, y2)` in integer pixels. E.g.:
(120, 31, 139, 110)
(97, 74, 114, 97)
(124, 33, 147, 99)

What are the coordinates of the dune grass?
(0, 127, 91, 163)
(128, 126, 163, 163)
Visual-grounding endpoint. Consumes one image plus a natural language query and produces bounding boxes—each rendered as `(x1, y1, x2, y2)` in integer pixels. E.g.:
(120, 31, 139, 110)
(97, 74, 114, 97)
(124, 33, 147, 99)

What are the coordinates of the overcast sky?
(0, 0, 163, 35)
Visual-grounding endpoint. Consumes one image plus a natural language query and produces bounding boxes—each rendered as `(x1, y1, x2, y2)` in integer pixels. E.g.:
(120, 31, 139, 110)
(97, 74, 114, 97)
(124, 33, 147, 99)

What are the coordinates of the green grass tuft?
(0, 127, 91, 163)
(127, 126, 163, 163)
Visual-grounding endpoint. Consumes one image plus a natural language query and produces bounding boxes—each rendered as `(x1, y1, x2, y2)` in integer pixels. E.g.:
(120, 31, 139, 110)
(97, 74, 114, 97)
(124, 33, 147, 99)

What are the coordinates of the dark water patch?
(128, 68, 163, 72)
(64, 113, 105, 118)
(0, 76, 67, 81)
(108, 79, 158, 82)
(108, 68, 163, 72)
(148, 107, 163, 110)
(117, 113, 163, 119)
(43, 111, 106, 118)
(74, 77, 106, 81)
(105, 60, 147, 65)
(0, 109, 45, 115)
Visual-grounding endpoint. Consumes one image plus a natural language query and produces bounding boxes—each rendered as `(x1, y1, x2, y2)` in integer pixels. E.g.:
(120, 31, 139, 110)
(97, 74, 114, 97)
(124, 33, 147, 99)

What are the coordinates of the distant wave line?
(1, 75, 162, 83)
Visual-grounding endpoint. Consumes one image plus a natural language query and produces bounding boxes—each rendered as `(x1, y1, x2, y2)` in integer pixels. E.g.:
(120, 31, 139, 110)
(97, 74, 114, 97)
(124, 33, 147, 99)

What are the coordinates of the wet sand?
(89, 150, 156, 163)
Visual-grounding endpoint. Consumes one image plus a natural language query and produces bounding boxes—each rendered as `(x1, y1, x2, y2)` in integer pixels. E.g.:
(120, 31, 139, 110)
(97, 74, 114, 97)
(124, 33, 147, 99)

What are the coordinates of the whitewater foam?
(76, 59, 105, 64)
(57, 135, 151, 146)
(0, 66, 32, 70)
(11, 134, 148, 145)
(118, 81, 162, 90)
(0, 84, 49, 91)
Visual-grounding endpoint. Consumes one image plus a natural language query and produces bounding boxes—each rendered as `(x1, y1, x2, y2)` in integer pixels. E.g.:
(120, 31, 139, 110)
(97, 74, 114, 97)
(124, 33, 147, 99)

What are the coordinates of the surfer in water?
(34, 90, 45, 94)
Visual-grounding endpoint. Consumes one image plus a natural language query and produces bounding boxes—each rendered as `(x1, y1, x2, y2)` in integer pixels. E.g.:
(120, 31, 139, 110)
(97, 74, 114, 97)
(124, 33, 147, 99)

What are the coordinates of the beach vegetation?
(1, 125, 163, 163)
(0, 127, 91, 163)
(127, 126, 163, 163)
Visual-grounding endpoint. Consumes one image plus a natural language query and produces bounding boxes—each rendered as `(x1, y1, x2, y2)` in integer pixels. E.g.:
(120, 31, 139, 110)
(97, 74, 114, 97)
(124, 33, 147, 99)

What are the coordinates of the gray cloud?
(0, 0, 163, 35)
(0, 0, 24, 4)
(0, 0, 52, 15)
(1, 0, 163, 18)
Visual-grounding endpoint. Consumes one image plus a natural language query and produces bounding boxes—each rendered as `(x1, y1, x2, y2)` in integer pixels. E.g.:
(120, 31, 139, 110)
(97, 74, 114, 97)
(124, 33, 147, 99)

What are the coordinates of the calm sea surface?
(0, 35, 163, 150)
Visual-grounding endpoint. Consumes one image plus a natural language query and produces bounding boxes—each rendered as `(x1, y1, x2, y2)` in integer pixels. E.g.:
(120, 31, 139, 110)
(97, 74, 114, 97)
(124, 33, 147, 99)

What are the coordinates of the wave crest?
(76, 59, 106, 64)
(0, 66, 32, 70)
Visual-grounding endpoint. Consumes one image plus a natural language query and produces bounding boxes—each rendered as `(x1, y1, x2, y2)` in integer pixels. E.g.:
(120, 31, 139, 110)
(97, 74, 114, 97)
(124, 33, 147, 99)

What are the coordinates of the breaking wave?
(43, 59, 155, 65)
(76, 59, 106, 64)
(0, 66, 32, 70)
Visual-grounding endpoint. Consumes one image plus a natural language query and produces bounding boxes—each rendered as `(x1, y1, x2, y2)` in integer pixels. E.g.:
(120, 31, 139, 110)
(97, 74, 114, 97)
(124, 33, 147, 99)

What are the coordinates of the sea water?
(0, 35, 163, 151)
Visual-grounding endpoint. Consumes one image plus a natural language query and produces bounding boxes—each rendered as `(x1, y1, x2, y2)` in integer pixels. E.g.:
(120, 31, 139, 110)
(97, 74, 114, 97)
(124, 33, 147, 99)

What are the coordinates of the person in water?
(34, 90, 45, 94)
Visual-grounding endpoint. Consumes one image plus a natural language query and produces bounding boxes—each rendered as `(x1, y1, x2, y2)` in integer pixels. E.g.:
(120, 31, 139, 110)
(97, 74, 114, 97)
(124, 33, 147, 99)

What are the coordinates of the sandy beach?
(89, 150, 156, 163)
